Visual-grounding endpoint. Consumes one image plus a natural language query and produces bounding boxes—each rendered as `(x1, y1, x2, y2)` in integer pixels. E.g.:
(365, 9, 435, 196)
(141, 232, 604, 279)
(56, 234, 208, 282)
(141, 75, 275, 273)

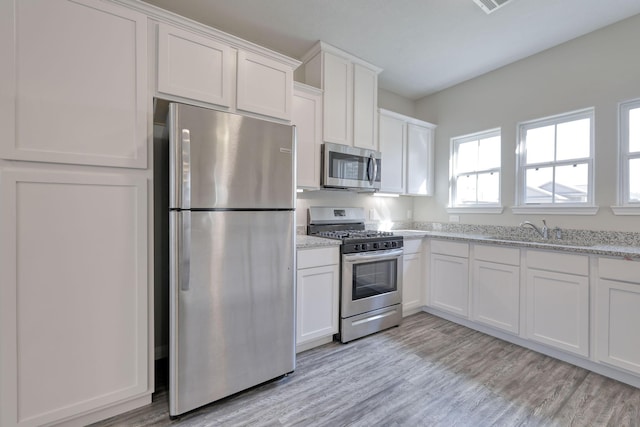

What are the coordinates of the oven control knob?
(373, 243, 379, 249)
(391, 241, 397, 248)
(353, 244, 360, 251)
(362, 243, 368, 250)
(384, 242, 390, 248)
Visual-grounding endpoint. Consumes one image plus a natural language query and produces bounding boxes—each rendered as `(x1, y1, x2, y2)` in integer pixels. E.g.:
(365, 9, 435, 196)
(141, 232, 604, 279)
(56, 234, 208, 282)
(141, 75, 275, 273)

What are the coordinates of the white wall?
(413, 13, 640, 232)
(296, 190, 414, 229)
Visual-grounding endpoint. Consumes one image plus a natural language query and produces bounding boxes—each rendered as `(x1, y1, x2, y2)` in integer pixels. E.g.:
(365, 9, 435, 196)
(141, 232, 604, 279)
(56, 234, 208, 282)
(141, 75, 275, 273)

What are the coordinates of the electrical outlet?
(449, 215, 460, 223)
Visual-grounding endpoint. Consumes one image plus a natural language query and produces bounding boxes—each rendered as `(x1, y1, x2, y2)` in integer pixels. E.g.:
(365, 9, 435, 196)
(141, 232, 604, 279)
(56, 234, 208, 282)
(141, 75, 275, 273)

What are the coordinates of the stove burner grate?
(315, 229, 394, 240)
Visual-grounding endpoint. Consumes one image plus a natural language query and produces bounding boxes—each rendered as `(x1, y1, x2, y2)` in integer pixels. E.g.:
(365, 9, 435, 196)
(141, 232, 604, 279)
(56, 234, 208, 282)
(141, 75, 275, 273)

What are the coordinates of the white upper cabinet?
(292, 83, 323, 189)
(155, 22, 298, 122)
(157, 23, 234, 108)
(378, 109, 436, 195)
(0, 0, 148, 168)
(301, 42, 381, 148)
(378, 112, 406, 193)
(406, 122, 436, 196)
(352, 64, 378, 150)
(236, 50, 294, 121)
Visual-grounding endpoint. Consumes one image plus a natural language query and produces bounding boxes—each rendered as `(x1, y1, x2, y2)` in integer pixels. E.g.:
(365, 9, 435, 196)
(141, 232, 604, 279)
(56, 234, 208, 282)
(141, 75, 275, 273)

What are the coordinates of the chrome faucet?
(520, 219, 549, 239)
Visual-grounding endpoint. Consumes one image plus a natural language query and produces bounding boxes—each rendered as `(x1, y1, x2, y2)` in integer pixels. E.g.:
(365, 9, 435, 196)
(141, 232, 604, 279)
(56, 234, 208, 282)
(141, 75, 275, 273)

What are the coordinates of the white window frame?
(612, 98, 640, 215)
(513, 108, 598, 215)
(448, 128, 503, 214)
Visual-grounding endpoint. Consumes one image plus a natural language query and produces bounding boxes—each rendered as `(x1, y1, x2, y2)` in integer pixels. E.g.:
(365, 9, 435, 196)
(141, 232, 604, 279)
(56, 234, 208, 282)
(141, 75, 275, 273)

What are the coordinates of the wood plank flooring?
(91, 313, 640, 426)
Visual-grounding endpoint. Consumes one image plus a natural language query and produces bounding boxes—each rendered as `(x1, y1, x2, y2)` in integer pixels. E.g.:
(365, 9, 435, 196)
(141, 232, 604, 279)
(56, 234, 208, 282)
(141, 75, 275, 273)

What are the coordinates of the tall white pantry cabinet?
(0, 1, 300, 426)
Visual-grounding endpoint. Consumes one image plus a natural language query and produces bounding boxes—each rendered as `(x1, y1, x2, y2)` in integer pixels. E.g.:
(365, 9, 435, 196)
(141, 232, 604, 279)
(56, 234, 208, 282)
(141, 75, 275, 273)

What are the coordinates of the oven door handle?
(343, 248, 403, 263)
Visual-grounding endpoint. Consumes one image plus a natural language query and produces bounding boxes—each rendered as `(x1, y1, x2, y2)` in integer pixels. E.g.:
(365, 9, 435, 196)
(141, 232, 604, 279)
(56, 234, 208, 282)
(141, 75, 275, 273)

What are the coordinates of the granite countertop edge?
(296, 230, 640, 258)
(296, 235, 342, 249)
(393, 230, 640, 259)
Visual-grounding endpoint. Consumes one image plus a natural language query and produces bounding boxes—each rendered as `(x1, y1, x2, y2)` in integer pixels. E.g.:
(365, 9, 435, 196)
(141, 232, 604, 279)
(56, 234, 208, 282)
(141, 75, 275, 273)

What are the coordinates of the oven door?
(341, 248, 403, 318)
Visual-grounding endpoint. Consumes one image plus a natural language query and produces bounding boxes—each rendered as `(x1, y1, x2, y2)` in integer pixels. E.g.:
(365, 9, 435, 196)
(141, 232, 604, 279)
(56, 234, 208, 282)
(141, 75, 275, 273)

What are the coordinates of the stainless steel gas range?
(307, 207, 403, 343)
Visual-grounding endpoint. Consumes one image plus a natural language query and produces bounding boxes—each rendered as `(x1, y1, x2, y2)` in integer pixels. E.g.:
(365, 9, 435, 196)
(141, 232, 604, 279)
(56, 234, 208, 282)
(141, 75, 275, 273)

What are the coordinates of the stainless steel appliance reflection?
(321, 143, 381, 191)
(167, 103, 296, 416)
(307, 207, 403, 343)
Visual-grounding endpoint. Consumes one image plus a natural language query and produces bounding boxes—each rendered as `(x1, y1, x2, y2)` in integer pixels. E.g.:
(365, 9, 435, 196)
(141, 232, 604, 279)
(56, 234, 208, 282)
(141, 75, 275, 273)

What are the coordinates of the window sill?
(611, 206, 640, 215)
(511, 205, 599, 215)
(446, 206, 504, 214)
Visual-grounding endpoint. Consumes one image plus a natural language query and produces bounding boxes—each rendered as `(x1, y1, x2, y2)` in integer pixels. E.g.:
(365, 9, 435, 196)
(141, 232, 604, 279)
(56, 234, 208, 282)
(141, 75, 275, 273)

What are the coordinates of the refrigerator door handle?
(180, 211, 191, 291)
(181, 129, 191, 209)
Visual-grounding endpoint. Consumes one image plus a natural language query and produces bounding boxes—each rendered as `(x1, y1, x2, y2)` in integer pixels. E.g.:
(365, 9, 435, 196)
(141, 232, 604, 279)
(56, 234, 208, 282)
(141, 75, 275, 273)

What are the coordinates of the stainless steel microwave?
(321, 142, 381, 191)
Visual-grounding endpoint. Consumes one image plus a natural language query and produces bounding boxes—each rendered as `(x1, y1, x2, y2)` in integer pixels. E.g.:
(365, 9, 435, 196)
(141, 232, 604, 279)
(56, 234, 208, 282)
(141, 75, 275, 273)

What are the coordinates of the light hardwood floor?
(91, 313, 640, 426)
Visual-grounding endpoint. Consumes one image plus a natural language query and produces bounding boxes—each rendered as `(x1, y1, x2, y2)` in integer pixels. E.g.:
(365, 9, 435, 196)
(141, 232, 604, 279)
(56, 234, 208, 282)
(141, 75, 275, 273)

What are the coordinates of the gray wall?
(378, 88, 416, 117)
(413, 13, 640, 232)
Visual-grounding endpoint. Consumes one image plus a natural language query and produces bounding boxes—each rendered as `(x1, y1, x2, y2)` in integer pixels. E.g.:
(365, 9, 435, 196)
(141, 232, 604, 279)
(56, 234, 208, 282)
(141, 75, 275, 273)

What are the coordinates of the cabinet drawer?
(431, 240, 468, 258)
(599, 257, 640, 283)
(526, 250, 588, 276)
(474, 244, 519, 266)
(403, 239, 423, 254)
(297, 247, 339, 269)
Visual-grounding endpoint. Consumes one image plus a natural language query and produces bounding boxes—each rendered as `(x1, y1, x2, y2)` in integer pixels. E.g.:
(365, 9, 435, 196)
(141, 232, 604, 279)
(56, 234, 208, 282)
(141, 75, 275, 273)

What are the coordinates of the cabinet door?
(597, 278, 640, 374)
(292, 84, 322, 189)
(0, 168, 148, 427)
(403, 252, 423, 316)
(430, 254, 469, 317)
(237, 50, 293, 120)
(296, 264, 339, 345)
(322, 52, 353, 145)
(352, 64, 378, 150)
(378, 113, 405, 193)
(157, 23, 233, 108)
(0, 0, 147, 168)
(406, 124, 435, 196)
(526, 269, 589, 357)
(472, 261, 520, 334)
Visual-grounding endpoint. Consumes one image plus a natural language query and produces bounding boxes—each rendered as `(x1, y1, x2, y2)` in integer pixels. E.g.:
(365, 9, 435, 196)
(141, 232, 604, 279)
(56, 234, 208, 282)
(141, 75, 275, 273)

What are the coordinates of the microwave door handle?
(371, 154, 378, 185)
(367, 154, 374, 185)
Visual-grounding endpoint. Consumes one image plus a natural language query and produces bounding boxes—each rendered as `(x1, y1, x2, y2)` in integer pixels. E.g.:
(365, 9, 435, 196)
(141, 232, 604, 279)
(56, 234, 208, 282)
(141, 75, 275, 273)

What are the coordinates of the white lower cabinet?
(429, 240, 469, 317)
(471, 245, 520, 334)
(0, 167, 150, 427)
(296, 246, 339, 352)
(402, 239, 424, 316)
(597, 258, 640, 375)
(525, 250, 589, 357)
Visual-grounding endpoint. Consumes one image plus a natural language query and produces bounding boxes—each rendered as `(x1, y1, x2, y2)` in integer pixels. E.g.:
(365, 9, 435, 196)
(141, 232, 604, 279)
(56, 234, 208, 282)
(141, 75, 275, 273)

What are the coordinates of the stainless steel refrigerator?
(167, 103, 296, 416)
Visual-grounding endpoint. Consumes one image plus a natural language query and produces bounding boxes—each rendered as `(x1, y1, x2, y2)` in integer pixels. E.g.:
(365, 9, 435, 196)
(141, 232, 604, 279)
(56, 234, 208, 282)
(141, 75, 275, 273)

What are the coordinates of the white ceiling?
(141, 0, 640, 100)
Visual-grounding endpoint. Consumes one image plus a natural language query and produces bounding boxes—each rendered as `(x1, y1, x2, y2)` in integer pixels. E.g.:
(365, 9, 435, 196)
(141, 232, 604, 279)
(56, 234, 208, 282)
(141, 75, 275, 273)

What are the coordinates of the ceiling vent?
(473, 0, 512, 14)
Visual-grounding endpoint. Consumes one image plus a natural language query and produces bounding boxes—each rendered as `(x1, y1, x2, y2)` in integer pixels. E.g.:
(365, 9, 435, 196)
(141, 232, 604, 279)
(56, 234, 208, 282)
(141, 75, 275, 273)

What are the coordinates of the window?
(619, 99, 640, 206)
(449, 128, 501, 210)
(516, 109, 594, 209)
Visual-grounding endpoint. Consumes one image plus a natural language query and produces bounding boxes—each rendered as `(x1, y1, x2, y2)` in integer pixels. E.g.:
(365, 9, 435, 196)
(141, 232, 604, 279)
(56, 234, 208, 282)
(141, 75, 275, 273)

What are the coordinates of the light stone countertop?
(394, 229, 640, 259)
(296, 235, 341, 249)
(296, 229, 640, 259)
